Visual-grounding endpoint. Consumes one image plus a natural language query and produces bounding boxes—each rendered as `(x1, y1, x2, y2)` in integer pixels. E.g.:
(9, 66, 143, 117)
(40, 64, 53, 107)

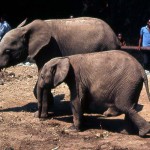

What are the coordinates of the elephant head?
(37, 57, 69, 118)
(38, 57, 70, 89)
(0, 19, 51, 69)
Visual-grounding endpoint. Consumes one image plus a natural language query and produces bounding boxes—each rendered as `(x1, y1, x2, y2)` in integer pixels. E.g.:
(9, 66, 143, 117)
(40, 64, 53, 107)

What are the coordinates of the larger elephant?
(0, 17, 120, 113)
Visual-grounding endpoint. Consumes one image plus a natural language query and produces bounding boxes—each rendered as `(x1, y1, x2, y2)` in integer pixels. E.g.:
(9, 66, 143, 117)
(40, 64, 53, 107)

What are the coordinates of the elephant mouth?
(10, 49, 23, 60)
(0, 51, 24, 69)
(9, 49, 28, 66)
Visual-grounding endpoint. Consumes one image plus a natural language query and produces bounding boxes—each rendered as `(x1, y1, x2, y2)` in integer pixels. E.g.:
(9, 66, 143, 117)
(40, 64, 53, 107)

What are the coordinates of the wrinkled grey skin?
(0, 17, 120, 113)
(37, 50, 150, 137)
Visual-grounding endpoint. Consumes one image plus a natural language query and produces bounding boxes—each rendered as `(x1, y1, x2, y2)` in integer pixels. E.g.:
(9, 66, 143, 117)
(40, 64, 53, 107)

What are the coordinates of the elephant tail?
(142, 69, 150, 101)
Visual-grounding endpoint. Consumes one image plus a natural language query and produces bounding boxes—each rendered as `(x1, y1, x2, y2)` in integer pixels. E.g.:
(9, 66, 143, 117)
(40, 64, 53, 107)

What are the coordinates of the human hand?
(138, 46, 141, 50)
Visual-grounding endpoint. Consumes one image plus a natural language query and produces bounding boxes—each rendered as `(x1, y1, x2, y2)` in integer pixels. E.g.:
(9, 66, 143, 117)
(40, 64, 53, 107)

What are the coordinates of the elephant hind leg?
(114, 82, 150, 136)
(127, 109, 150, 137)
(120, 114, 139, 135)
(116, 102, 150, 137)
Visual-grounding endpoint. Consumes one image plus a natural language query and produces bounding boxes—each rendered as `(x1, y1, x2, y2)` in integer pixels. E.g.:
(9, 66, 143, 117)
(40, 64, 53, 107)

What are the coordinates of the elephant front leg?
(35, 87, 49, 118)
(40, 89, 49, 118)
(70, 97, 83, 131)
(33, 82, 54, 112)
(47, 91, 54, 110)
(34, 82, 54, 107)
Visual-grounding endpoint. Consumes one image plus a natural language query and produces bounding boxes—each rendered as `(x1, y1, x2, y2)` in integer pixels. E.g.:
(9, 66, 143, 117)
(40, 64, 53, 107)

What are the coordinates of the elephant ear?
(53, 58, 70, 87)
(17, 18, 28, 28)
(24, 19, 51, 59)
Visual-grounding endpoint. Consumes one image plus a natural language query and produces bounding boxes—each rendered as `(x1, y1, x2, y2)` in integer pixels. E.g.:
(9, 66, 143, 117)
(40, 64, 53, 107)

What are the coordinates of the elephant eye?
(4, 49, 11, 54)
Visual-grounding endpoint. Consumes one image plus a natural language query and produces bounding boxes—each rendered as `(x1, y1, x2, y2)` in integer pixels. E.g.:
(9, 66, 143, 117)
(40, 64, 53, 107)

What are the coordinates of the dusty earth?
(0, 64, 150, 150)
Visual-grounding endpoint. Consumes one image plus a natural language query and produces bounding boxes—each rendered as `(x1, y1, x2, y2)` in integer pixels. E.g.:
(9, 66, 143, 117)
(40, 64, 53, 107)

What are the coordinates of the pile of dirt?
(0, 65, 150, 150)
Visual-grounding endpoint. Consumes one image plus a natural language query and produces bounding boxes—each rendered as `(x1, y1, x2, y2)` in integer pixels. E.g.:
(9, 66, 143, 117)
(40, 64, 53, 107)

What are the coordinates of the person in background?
(0, 15, 11, 84)
(0, 15, 11, 41)
(138, 19, 150, 68)
(117, 33, 126, 46)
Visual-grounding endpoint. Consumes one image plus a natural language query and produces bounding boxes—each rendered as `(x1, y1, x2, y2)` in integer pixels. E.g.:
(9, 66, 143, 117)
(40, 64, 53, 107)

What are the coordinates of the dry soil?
(0, 65, 150, 150)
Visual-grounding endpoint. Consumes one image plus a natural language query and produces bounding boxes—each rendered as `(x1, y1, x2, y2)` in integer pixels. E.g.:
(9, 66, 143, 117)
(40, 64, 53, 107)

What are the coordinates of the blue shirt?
(140, 25, 150, 47)
(0, 21, 11, 40)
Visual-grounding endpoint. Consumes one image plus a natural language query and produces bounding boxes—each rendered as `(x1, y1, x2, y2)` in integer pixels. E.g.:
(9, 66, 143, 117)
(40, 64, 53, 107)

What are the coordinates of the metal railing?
(121, 46, 150, 51)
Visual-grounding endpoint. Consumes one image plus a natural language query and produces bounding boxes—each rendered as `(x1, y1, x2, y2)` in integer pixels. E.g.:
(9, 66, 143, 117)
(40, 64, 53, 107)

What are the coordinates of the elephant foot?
(40, 113, 49, 118)
(120, 127, 138, 135)
(120, 129, 130, 135)
(139, 123, 150, 137)
(119, 121, 138, 135)
(103, 107, 121, 117)
(65, 125, 81, 133)
(34, 111, 48, 119)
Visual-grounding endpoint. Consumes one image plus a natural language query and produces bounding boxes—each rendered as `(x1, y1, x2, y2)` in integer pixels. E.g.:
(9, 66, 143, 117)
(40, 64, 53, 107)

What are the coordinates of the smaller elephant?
(37, 50, 150, 137)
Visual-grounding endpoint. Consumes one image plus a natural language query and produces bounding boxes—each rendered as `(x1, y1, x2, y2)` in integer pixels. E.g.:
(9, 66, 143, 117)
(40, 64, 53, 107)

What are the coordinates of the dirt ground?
(1, 64, 150, 150)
